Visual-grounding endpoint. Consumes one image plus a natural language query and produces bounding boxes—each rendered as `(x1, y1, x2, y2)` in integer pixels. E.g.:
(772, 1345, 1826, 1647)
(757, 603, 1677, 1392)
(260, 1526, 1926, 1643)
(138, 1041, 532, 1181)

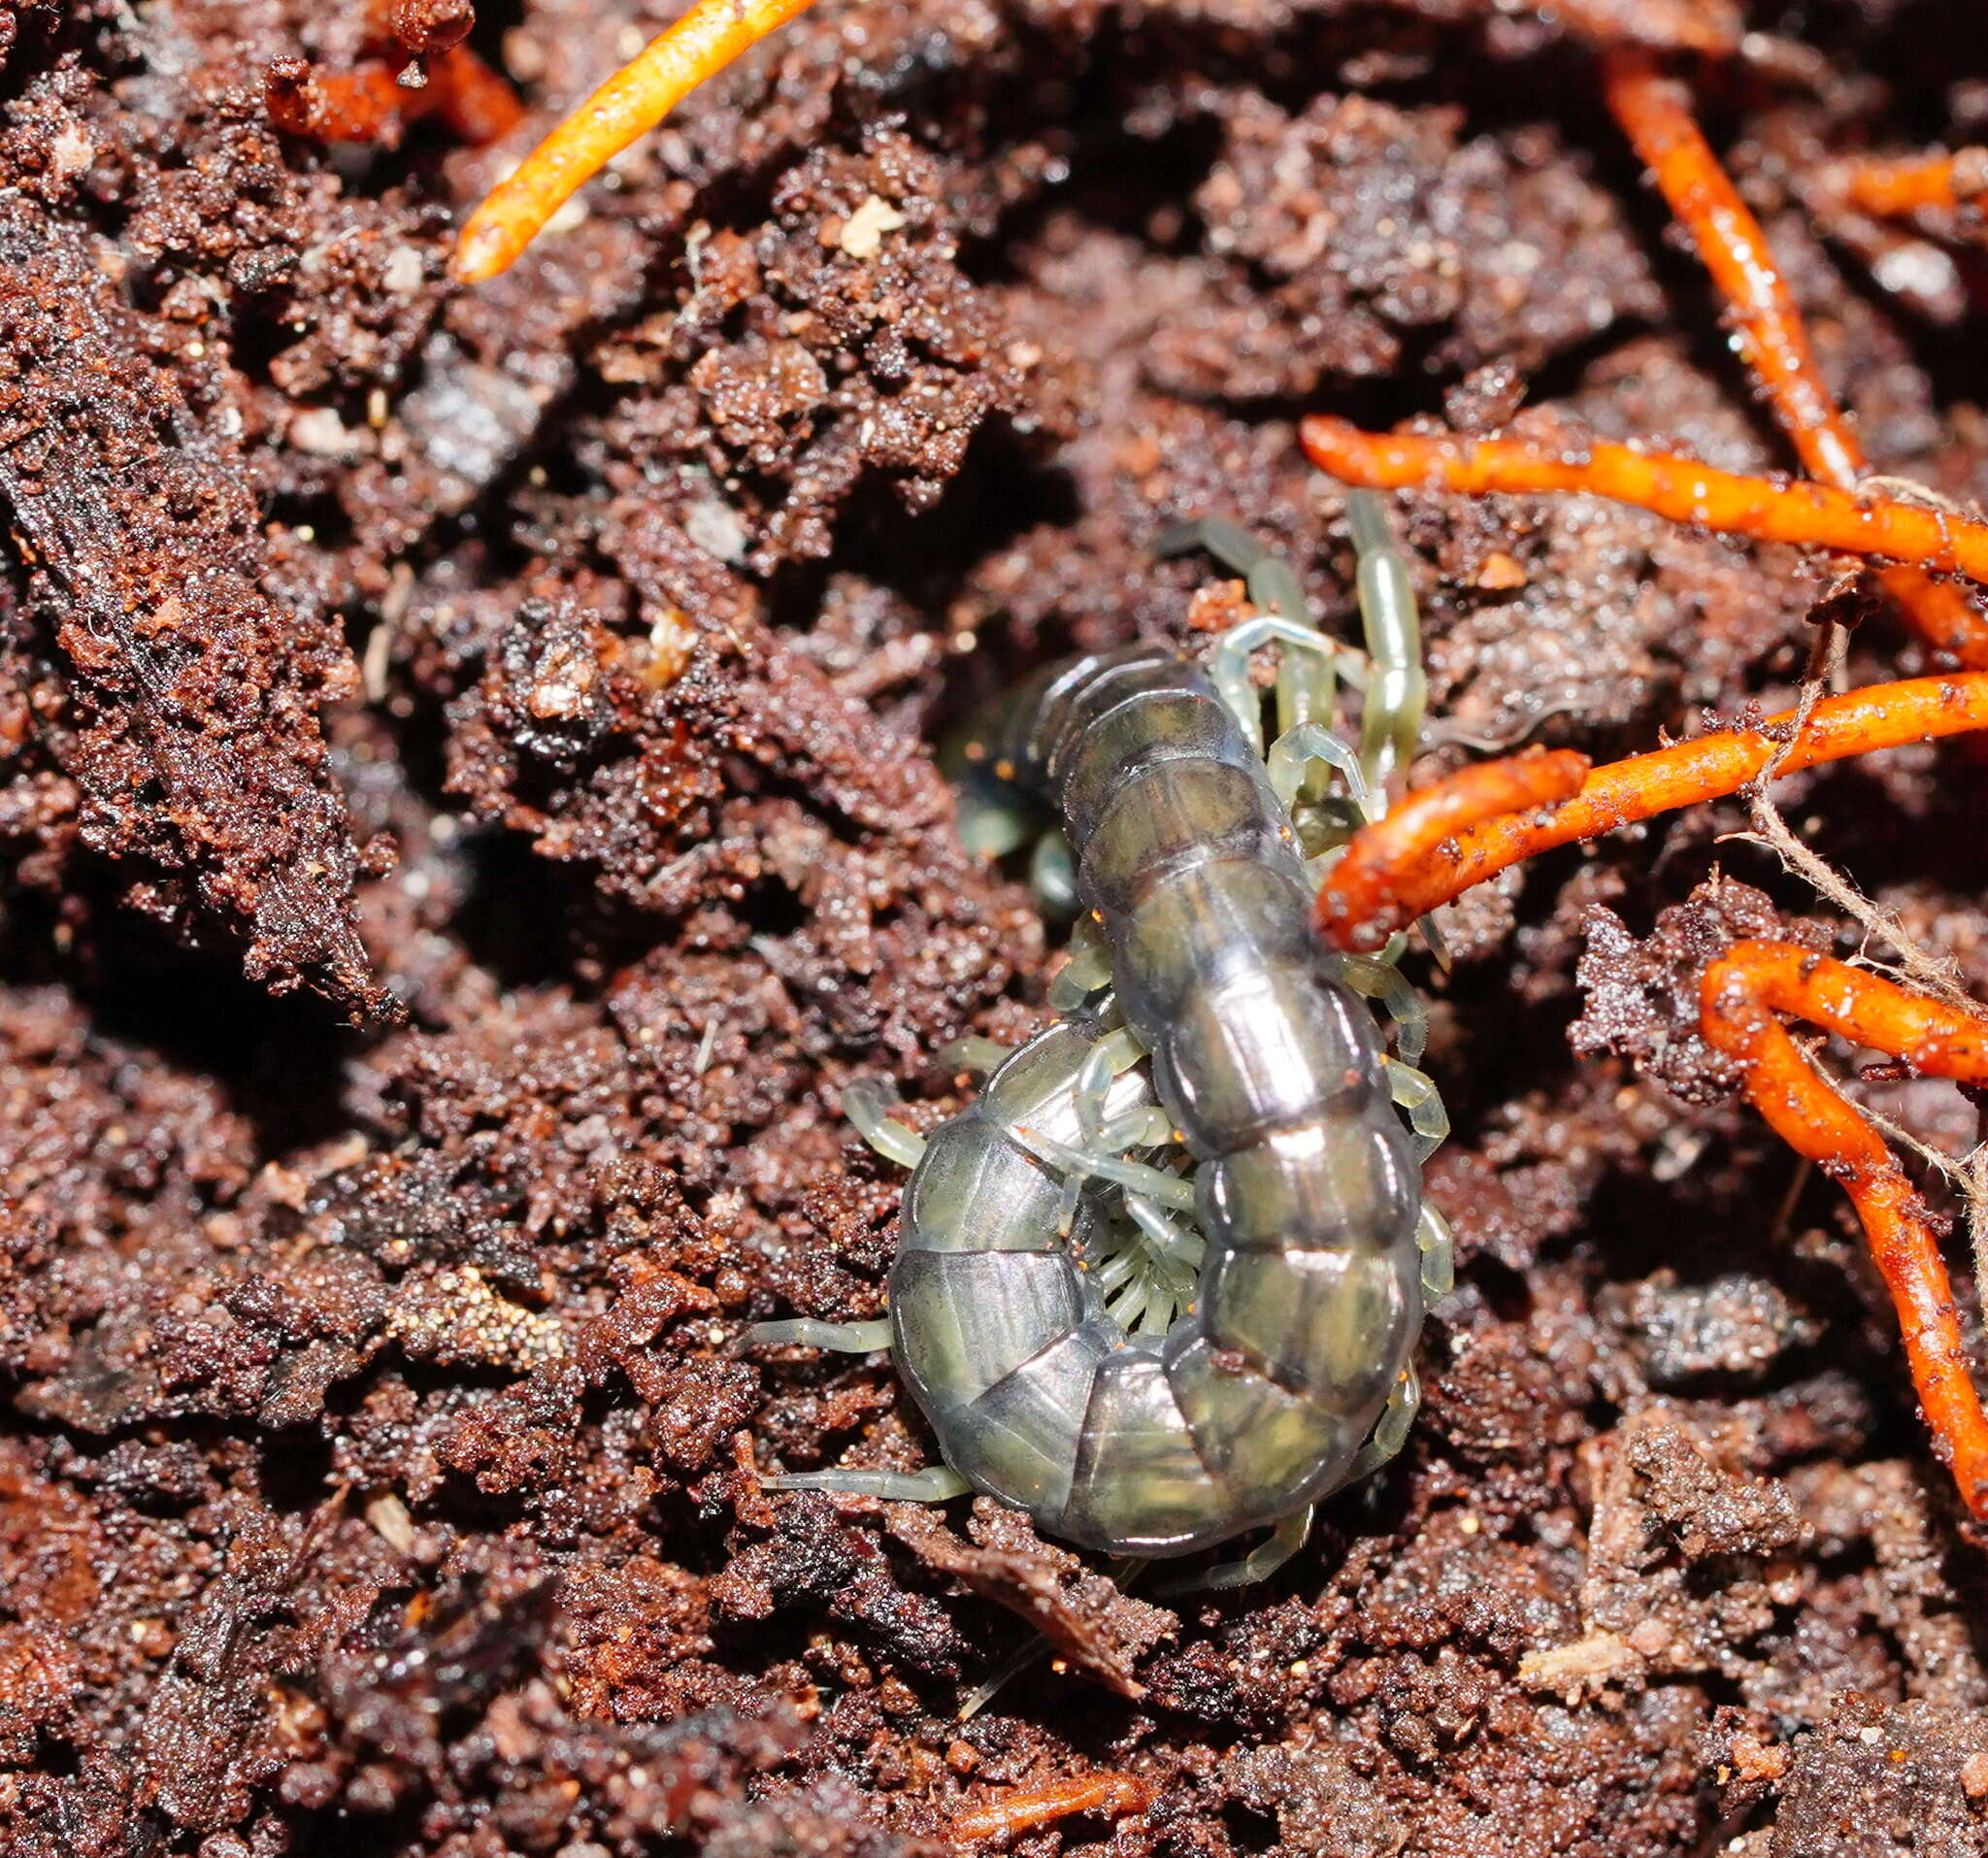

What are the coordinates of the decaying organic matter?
(4, 3, 1988, 1856)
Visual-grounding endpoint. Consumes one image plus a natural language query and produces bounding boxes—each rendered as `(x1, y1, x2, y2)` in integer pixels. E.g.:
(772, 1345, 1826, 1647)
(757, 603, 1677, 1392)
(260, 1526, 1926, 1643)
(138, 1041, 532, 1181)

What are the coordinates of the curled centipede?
(743, 498, 1452, 1590)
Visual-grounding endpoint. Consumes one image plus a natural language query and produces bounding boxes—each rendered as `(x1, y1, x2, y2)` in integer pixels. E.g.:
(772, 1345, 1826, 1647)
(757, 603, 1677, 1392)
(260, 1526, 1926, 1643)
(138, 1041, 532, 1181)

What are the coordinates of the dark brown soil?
(3, 2, 1987, 1853)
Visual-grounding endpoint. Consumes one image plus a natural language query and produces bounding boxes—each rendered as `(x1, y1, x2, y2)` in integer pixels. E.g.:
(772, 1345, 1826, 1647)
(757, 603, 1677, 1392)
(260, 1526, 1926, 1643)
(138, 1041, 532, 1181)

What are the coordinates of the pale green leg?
(1414, 1202, 1454, 1300)
(1210, 614, 1367, 754)
(1418, 912, 1455, 974)
(1269, 719, 1375, 859)
(1030, 831, 1079, 916)
(1108, 1195, 1202, 1337)
(1122, 1192, 1205, 1275)
(937, 1035, 1010, 1077)
(1008, 1123, 1197, 1212)
(1105, 1269, 1190, 1337)
(760, 1464, 973, 1501)
(1274, 617, 1337, 745)
(1384, 1057, 1449, 1163)
(1338, 953, 1428, 1068)
(1159, 520, 1368, 746)
(1159, 1506, 1313, 1595)
(738, 1317, 894, 1353)
(953, 779, 1036, 862)
(957, 1638, 1054, 1723)
(1074, 1024, 1146, 1146)
(1048, 914, 1112, 1013)
(1266, 720, 1372, 818)
(841, 1080, 927, 1169)
(1154, 516, 1309, 626)
(1345, 1363, 1421, 1482)
(1095, 1106, 1176, 1151)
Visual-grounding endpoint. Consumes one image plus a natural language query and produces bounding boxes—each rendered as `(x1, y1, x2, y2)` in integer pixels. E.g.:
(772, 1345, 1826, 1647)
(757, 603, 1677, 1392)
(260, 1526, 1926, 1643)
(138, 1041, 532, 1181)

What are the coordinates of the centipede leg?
(738, 1317, 894, 1353)
(1384, 1057, 1450, 1163)
(1268, 719, 1374, 859)
(1029, 831, 1080, 915)
(1122, 1193, 1205, 1275)
(760, 1464, 975, 1502)
(1346, 1362, 1422, 1482)
(1158, 1505, 1314, 1594)
(1210, 614, 1365, 754)
(842, 1080, 928, 1169)
(1048, 914, 1114, 1013)
(953, 778, 1037, 862)
(1339, 953, 1430, 1068)
(1414, 1203, 1455, 1300)
(937, 1035, 1011, 1078)
(1158, 521, 1337, 754)
(1009, 1124, 1198, 1213)
(1074, 1025, 1147, 1145)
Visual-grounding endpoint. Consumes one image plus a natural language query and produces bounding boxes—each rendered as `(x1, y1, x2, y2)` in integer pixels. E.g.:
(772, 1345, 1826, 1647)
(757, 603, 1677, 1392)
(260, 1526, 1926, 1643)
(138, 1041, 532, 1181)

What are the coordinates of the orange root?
(1701, 943, 1988, 1517)
(267, 44, 522, 148)
(1314, 672, 1988, 952)
(1600, 49, 1984, 664)
(1301, 418, 1988, 663)
(452, 0, 820, 282)
(1824, 149, 1988, 219)
(1317, 749, 1588, 952)
(951, 1773, 1153, 1842)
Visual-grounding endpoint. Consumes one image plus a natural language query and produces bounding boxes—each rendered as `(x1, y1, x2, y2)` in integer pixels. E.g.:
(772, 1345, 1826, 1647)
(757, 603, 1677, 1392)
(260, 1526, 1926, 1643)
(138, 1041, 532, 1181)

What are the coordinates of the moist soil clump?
(2, 3, 1987, 1854)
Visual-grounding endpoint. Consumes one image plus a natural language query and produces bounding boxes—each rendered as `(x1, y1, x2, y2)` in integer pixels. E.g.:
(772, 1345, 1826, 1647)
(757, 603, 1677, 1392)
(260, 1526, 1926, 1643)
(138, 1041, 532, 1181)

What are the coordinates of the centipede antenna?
(1342, 489, 1427, 783)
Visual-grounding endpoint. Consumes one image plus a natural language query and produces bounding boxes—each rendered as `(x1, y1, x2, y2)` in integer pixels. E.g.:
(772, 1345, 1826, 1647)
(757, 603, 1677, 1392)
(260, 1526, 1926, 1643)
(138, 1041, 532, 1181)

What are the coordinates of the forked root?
(1316, 676, 1988, 952)
(1701, 942, 1988, 1517)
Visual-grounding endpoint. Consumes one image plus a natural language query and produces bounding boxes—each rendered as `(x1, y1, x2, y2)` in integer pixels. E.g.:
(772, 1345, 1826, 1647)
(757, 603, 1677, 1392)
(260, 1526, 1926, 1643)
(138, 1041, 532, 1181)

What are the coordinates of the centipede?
(740, 502, 1450, 1582)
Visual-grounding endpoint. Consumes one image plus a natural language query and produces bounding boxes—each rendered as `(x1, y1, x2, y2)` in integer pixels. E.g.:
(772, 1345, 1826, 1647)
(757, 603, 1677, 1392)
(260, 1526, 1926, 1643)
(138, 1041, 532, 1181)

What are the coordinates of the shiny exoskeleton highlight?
(891, 646, 1423, 1554)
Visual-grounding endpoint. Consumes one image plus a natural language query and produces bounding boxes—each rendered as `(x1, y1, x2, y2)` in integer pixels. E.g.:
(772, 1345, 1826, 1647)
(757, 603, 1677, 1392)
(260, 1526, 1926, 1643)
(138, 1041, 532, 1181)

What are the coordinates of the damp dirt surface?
(3, 2, 1988, 1853)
